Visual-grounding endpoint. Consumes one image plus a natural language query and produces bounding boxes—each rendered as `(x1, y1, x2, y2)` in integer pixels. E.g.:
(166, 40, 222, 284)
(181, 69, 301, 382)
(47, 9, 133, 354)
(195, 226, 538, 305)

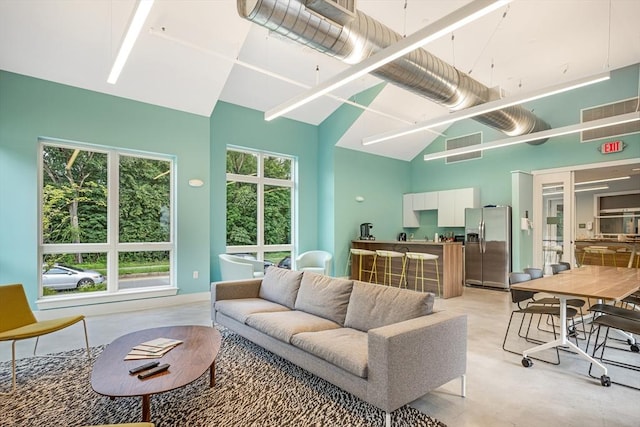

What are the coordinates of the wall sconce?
(355, 196, 365, 203)
(188, 179, 204, 188)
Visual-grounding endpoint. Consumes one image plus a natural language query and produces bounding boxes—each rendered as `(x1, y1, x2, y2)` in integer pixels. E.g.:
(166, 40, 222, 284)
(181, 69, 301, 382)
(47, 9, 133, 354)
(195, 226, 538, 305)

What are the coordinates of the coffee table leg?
(142, 395, 151, 422)
(210, 361, 215, 387)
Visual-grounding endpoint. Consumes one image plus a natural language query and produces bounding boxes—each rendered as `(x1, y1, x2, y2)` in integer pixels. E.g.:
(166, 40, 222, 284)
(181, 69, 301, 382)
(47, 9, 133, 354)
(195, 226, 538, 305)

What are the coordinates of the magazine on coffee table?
(124, 337, 183, 360)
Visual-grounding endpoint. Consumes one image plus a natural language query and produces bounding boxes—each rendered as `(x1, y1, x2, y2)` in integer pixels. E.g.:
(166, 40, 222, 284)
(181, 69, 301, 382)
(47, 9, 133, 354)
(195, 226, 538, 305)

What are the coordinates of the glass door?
(533, 171, 574, 274)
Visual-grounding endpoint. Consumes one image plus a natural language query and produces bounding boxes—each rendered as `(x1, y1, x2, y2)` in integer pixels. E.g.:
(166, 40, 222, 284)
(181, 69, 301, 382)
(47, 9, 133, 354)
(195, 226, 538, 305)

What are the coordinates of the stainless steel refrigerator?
(465, 206, 512, 289)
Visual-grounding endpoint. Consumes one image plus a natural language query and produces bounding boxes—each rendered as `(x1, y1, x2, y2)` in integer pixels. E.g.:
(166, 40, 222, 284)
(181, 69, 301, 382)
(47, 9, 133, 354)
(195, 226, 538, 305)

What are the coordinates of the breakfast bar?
(351, 240, 464, 298)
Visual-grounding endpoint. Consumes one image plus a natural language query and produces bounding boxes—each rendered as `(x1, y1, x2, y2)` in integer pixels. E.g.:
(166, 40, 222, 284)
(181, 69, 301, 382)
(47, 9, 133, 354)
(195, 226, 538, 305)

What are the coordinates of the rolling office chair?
(502, 273, 579, 365)
(525, 266, 587, 339)
(586, 312, 640, 389)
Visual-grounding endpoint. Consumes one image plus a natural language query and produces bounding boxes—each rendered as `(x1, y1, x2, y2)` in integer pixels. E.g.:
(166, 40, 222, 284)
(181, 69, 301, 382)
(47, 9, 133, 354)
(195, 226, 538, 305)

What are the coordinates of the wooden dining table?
(510, 265, 640, 386)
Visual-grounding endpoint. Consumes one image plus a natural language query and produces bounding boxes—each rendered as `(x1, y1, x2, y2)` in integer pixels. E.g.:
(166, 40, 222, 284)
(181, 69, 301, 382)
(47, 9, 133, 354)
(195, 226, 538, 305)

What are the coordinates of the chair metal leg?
(32, 319, 91, 359)
(460, 374, 466, 397)
(0, 341, 17, 395)
(434, 259, 441, 297)
(503, 311, 560, 365)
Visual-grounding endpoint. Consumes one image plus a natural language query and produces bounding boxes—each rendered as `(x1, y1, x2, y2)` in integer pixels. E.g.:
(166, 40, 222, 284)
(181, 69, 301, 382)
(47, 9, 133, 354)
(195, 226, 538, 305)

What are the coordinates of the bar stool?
(371, 250, 405, 287)
(403, 252, 440, 296)
(582, 246, 617, 266)
(348, 248, 377, 282)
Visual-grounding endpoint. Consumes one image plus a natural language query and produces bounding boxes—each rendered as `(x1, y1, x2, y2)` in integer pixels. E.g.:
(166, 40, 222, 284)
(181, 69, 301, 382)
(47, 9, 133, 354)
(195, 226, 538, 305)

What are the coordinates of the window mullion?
(107, 151, 119, 293)
(257, 154, 265, 260)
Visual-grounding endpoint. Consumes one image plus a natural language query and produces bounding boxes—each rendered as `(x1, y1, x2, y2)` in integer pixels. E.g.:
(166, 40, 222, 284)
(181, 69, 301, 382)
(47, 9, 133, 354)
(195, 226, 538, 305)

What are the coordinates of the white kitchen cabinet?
(403, 193, 420, 227)
(413, 191, 438, 210)
(437, 190, 457, 227)
(437, 187, 479, 227)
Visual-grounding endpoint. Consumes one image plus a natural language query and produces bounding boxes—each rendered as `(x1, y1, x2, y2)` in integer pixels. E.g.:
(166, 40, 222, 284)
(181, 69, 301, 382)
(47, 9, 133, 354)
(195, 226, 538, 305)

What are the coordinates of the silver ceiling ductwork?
(238, 0, 550, 143)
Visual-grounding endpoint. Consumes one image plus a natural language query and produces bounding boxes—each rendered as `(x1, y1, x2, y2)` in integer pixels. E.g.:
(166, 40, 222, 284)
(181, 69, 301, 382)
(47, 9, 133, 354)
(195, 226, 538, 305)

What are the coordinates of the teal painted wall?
(319, 83, 387, 275)
(408, 63, 640, 248)
(0, 71, 211, 307)
(333, 148, 410, 277)
(2, 62, 638, 308)
(209, 101, 318, 280)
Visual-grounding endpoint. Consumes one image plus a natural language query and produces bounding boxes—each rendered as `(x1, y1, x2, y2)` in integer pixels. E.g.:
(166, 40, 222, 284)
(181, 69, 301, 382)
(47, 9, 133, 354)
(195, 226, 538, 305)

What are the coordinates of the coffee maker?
(359, 223, 374, 240)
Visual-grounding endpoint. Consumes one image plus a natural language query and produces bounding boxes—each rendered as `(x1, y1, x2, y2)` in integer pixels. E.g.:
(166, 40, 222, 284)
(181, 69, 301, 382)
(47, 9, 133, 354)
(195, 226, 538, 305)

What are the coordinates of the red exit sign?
(600, 140, 624, 154)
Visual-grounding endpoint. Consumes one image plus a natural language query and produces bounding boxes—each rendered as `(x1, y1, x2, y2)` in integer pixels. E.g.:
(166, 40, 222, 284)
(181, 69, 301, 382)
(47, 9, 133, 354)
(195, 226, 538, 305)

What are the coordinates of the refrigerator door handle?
(480, 220, 486, 253)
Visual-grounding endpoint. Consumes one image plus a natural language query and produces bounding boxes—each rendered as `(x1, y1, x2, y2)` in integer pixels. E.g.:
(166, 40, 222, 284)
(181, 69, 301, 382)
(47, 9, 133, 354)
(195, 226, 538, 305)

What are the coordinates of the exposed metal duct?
(238, 0, 550, 143)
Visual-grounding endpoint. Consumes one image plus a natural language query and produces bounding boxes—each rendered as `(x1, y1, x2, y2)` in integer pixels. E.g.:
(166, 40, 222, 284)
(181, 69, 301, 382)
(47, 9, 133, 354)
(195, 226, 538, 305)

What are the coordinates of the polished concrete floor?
(1, 286, 638, 426)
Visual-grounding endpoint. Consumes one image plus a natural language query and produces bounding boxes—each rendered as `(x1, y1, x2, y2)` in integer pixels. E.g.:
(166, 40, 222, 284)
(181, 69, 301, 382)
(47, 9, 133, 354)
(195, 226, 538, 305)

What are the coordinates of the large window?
(226, 148, 295, 267)
(39, 141, 174, 302)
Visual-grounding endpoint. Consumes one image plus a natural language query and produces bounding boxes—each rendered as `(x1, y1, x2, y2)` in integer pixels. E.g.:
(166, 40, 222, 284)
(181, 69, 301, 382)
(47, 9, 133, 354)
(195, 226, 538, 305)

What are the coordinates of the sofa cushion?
(294, 272, 353, 325)
(245, 311, 340, 343)
(215, 298, 290, 324)
(258, 267, 303, 309)
(344, 281, 435, 332)
(291, 328, 368, 378)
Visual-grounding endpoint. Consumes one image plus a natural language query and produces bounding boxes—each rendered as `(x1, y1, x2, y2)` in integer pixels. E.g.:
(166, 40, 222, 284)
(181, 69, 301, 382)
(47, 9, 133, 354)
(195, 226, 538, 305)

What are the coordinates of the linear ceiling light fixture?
(423, 111, 640, 161)
(107, 0, 155, 84)
(577, 176, 630, 185)
(544, 185, 610, 196)
(264, 0, 511, 121)
(363, 71, 611, 145)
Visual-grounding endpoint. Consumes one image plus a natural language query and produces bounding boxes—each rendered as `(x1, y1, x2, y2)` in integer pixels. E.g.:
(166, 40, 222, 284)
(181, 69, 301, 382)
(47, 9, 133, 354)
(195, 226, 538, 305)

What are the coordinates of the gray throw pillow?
(294, 272, 353, 325)
(344, 281, 434, 331)
(258, 267, 303, 309)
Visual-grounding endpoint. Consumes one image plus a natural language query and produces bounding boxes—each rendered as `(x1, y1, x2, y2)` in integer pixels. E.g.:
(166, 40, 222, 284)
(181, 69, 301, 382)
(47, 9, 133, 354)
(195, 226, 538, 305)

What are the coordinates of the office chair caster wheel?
(631, 344, 639, 353)
(521, 357, 533, 368)
(600, 375, 611, 387)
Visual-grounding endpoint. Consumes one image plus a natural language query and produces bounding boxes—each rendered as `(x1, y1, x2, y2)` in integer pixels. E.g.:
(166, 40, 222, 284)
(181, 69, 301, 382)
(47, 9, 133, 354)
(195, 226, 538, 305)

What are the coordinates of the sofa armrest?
(211, 279, 263, 321)
(366, 311, 467, 412)
(211, 279, 262, 301)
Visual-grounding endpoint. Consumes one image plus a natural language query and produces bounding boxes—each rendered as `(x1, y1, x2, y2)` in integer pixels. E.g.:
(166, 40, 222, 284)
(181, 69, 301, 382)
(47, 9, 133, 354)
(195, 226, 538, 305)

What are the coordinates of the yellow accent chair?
(0, 283, 90, 395)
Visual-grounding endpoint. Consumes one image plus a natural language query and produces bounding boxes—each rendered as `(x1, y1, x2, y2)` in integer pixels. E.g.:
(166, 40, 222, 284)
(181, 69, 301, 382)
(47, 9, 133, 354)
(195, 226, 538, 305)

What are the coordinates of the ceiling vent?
(446, 132, 482, 164)
(581, 97, 640, 142)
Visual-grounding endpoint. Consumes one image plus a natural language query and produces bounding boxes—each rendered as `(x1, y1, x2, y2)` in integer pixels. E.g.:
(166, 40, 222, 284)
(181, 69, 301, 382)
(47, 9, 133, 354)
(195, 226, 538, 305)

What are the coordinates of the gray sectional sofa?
(211, 267, 467, 426)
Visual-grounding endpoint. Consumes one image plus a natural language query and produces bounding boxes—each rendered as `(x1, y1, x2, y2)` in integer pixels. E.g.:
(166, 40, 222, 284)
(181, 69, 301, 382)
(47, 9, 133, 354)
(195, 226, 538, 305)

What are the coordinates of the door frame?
(533, 171, 574, 272)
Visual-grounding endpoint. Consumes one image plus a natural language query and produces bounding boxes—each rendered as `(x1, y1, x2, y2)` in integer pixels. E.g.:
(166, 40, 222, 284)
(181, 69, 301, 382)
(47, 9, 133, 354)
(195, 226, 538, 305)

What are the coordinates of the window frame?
(37, 139, 177, 309)
(225, 146, 296, 262)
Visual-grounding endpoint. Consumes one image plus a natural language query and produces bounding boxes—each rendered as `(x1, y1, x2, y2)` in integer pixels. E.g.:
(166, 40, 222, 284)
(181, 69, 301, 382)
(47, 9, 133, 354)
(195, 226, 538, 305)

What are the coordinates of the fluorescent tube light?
(265, 0, 511, 121)
(576, 176, 630, 185)
(363, 71, 610, 145)
(423, 111, 640, 161)
(107, 0, 155, 84)
(544, 185, 609, 196)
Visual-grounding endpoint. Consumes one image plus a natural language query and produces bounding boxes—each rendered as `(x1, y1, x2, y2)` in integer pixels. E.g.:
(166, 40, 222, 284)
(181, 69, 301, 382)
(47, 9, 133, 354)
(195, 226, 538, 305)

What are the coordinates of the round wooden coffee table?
(91, 325, 222, 422)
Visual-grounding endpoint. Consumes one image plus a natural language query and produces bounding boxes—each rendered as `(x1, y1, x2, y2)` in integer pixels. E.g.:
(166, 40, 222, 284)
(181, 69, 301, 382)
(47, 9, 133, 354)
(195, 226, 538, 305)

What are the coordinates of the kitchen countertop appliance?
(360, 223, 375, 240)
(465, 206, 512, 289)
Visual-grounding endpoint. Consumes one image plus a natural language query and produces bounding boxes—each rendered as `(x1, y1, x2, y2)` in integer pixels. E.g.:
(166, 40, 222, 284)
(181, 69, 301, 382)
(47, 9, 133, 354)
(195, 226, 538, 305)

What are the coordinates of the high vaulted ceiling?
(1, 0, 639, 161)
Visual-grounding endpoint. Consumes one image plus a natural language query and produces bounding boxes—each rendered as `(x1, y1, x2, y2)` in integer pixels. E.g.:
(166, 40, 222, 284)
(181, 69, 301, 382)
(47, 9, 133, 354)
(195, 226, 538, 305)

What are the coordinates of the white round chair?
(295, 250, 333, 275)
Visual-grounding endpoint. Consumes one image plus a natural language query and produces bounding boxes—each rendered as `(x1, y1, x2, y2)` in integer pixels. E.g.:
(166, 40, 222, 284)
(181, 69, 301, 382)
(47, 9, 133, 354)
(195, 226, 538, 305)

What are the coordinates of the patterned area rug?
(0, 328, 446, 426)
